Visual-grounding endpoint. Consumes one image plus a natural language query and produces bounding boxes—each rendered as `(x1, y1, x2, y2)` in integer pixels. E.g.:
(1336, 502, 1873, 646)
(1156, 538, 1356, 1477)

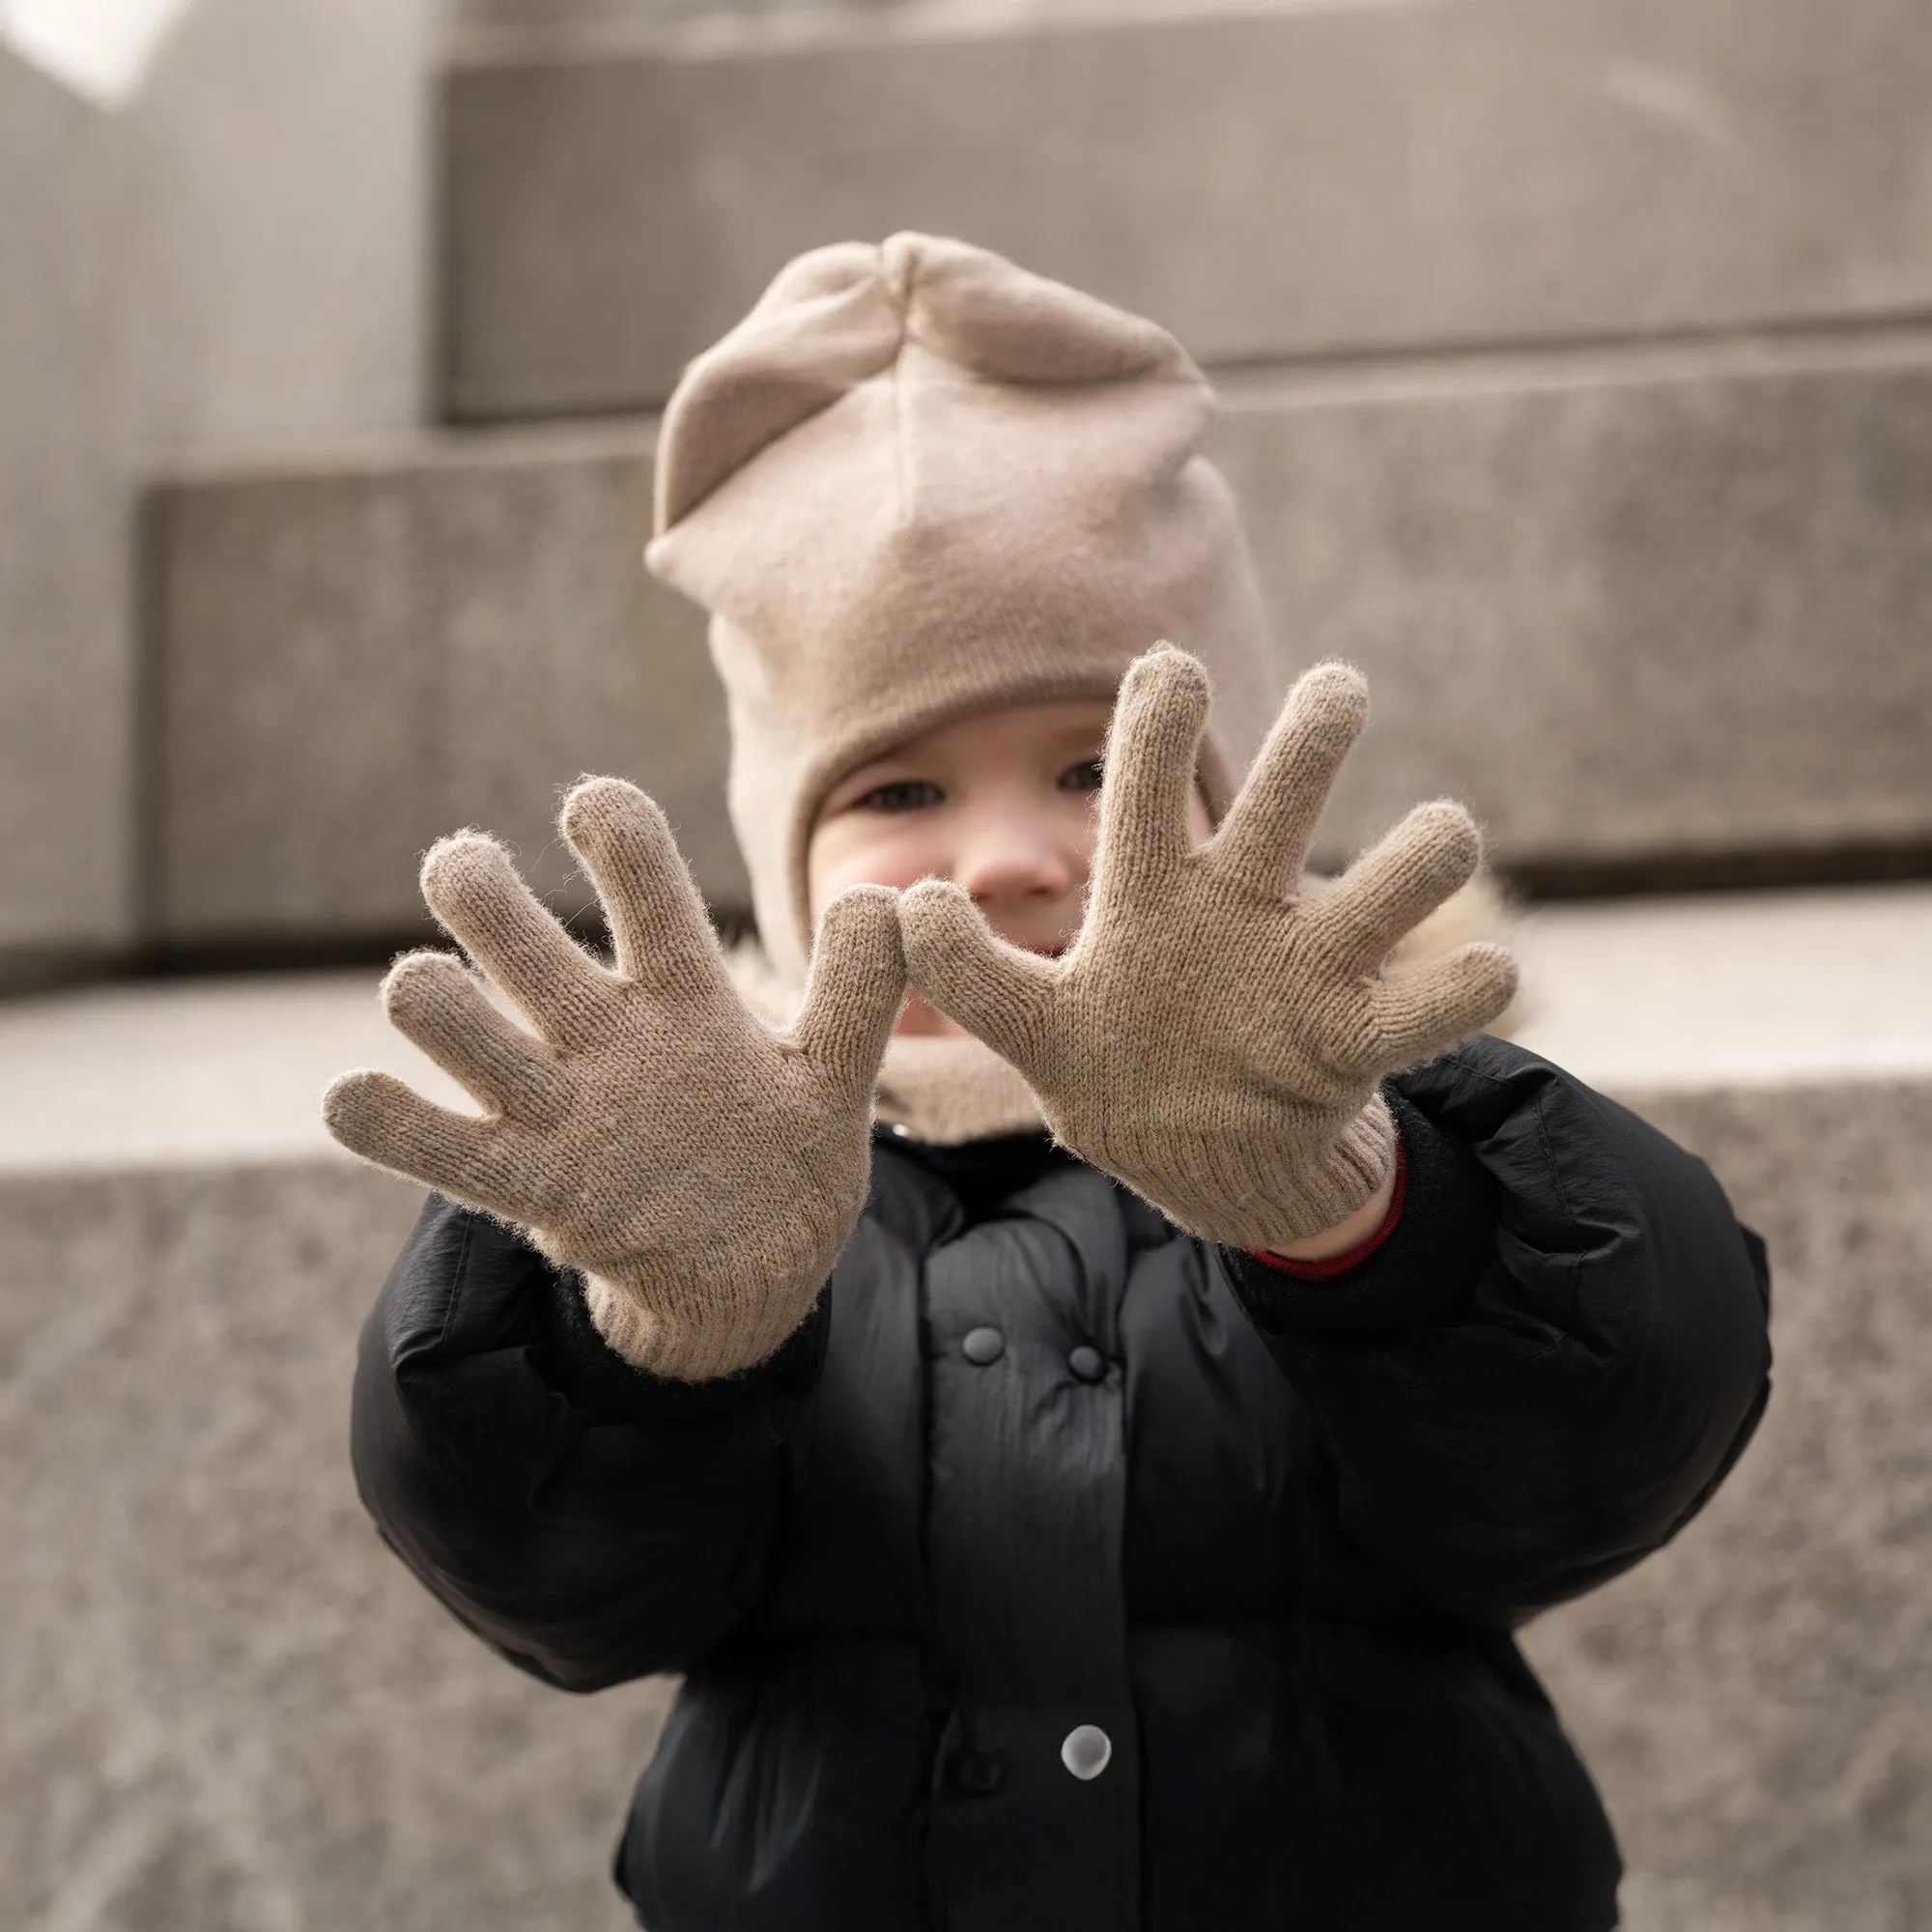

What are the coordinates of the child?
(327, 235, 1771, 1931)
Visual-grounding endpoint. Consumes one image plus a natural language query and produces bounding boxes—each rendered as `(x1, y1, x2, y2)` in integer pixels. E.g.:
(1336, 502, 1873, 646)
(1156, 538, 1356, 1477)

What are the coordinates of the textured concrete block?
(151, 424, 741, 947)
(0, 46, 135, 972)
(119, 0, 445, 448)
(1507, 885, 1932, 1093)
(0, 0, 469, 983)
(152, 331, 1932, 944)
(1215, 329, 1932, 874)
(2, 909, 1927, 1924)
(2, 1077, 1925, 1926)
(0, 1159, 667, 1932)
(440, 0, 1932, 417)
(1523, 1080, 1932, 1930)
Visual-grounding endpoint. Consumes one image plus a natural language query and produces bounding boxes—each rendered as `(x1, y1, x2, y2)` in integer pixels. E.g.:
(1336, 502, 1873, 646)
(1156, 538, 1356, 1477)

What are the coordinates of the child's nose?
(954, 827, 1082, 908)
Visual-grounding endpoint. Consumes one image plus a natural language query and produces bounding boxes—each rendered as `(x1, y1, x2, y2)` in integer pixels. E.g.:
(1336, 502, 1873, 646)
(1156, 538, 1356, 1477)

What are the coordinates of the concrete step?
(0, 1151, 662, 1932)
(440, 0, 1932, 418)
(3, 885, 1930, 1926)
(5, 884, 1927, 1170)
(1522, 1072, 1932, 1932)
(148, 327, 1932, 950)
(0, 3, 447, 983)
(146, 419, 742, 950)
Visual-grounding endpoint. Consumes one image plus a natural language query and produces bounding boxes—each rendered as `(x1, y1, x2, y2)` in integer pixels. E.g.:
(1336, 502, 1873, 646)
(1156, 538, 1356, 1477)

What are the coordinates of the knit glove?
(899, 646, 1518, 1253)
(324, 777, 905, 1381)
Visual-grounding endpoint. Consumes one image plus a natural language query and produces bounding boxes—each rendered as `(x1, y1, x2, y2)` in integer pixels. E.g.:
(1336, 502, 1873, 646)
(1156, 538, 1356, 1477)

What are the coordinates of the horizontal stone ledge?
(1520, 1074, 1932, 1929)
(0, 1155, 665, 1932)
(1523, 1078, 1932, 1705)
(1212, 327, 1932, 879)
(147, 328, 1932, 947)
(146, 420, 735, 944)
(1, 1066, 1924, 1925)
(440, 0, 1932, 417)
(1535, 1683, 1932, 1931)
(10, 884, 1930, 1172)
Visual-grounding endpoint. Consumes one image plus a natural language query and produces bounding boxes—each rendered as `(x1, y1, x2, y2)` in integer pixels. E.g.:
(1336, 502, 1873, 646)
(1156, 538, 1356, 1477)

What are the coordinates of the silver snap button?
(1066, 1345, 1105, 1383)
(961, 1326, 1005, 1365)
(890, 1122, 912, 1138)
(1061, 1724, 1112, 1781)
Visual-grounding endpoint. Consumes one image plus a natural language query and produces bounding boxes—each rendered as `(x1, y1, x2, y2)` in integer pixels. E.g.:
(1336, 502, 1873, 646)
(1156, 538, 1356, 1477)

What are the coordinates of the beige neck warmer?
(724, 940, 1045, 1143)
(645, 232, 1279, 988)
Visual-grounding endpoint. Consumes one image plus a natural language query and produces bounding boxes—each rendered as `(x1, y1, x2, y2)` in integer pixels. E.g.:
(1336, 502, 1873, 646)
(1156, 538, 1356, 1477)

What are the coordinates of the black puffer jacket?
(352, 1037, 1771, 1932)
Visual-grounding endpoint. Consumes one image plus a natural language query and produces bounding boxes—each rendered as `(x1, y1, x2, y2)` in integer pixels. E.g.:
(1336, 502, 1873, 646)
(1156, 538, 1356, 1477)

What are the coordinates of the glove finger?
(899, 878, 1056, 1065)
(381, 950, 556, 1119)
(790, 885, 907, 1099)
(1360, 943, 1520, 1067)
(322, 1068, 528, 1211)
(560, 777, 726, 998)
(1210, 662, 1367, 894)
(421, 834, 611, 1043)
(1312, 800, 1483, 974)
(1092, 645, 1211, 903)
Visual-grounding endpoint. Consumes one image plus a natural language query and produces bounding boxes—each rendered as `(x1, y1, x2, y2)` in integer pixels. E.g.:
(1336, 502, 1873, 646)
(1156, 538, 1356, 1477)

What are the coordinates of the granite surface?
(0, 1160, 665, 1932)
(0, 4, 447, 981)
(1216, 330, 1932, 873)
(15, 887, 1932, 1175)
(150, 333, 1932, 945)
(1523, 1080, 1932, 1930)
(0, 46, 134, 968)
(151, 426, 741, 946)
(440, 0, 1932, 416)
(2, 1075, 1928, 1924)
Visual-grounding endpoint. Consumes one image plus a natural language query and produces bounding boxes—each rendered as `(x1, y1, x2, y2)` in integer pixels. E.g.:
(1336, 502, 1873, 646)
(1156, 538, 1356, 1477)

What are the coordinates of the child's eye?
(858, 780, 944, 813)
(1059, 758, 1105, 795)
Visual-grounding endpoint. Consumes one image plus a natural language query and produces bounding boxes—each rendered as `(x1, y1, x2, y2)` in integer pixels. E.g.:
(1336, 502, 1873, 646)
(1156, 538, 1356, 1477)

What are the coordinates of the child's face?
(808, 696, 1213, 1037)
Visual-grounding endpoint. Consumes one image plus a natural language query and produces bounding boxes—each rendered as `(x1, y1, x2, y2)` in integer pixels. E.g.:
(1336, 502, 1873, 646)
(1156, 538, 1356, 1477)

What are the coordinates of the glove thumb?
(899, 878, 1056, 1065)
(790, 884, 908, 1099)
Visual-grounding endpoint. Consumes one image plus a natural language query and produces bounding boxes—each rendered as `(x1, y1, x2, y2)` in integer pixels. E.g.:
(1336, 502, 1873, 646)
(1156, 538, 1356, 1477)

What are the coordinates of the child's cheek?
(807, 817, 952, 922)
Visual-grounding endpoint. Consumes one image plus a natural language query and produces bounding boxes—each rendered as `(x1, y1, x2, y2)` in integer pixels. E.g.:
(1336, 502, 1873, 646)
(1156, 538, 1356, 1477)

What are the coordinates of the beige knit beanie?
(645, 232, 1279, 985)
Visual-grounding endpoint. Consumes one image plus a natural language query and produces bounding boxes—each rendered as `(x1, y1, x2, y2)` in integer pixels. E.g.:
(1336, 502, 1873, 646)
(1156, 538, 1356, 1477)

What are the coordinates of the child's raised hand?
(324, 778, 904, 1380)
(898, 647, 1518, 1253)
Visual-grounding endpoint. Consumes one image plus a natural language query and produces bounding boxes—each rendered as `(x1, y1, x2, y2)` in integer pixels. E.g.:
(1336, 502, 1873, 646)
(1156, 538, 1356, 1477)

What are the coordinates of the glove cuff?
(582, 1266, 822, 1383)
(1243, 1091, 1399, 1253)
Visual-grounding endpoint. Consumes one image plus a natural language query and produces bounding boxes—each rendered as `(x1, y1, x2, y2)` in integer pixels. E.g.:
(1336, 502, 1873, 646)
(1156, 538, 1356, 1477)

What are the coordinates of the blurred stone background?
(2, 0, 1930, 1925)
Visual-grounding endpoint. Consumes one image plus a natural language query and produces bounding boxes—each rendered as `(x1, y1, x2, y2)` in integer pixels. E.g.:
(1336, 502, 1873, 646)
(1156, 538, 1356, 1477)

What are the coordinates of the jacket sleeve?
(349, 1192, 827, 1691)
(1221, 1035, 1773, 1627)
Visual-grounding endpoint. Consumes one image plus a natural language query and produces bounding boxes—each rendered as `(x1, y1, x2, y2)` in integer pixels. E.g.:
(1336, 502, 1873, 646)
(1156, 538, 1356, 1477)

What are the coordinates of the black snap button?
(961, 1326, 1006, 1365)
(952, 1750, 1006, 1796)
(1067, 1345, 1106, 1382)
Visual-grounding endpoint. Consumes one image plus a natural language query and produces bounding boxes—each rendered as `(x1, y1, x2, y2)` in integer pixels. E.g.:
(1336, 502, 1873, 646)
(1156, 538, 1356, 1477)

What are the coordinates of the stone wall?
(143, 333, 1932, 949)
(1, 1159, 663, 1932)
(442, 0, 1932, 417)
(3, 1076, 1926, 1926)
(0, 49, 134, 972)
(5, 1, 1930, 1922)
(0, 0, 446, 985)
(1523, 1081, 1932, 1932)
